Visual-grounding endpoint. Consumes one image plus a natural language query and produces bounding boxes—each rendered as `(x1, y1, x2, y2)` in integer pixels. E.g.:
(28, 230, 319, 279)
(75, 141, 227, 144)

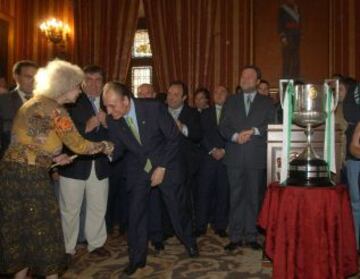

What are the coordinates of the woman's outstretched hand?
(101, 141, 114, 156)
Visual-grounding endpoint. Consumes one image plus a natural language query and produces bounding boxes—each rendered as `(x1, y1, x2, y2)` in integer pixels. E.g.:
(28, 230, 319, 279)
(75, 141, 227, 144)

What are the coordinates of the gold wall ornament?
(39, 18, 70, 44)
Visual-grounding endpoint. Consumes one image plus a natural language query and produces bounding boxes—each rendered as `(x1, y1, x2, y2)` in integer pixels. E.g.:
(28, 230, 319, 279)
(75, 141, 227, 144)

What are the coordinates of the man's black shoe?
(152, 241, 165, 251)
(186, 246, 199, 258)
(224, 241, 242, 251)
(118, 226, 127, 235)
(163, 231, 174, 240)
(123, 262, 146, 276)
(247, 241, 262, 250)
(214, 229, 228, 238)
(65, 252, 76, 263)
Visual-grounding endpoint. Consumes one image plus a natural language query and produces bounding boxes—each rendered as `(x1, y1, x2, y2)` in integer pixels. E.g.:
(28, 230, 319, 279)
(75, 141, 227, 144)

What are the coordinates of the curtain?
(73, 0, 140, 81)
(143, 0, 217, 103)
(213, 0, 252, 92)
(1, 0, 74, 67)
(144, 0, 252, 99)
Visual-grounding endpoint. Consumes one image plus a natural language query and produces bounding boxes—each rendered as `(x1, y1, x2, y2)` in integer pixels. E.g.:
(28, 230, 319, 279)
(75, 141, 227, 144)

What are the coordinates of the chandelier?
(40, 18, 70, 44)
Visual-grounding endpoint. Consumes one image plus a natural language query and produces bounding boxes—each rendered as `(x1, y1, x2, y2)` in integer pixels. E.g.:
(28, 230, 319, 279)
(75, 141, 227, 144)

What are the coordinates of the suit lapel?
(83, 94, 97, 116)
(119, 118, 142, 150)
(238, 93, 247, 119)
(12, 90, 23, 113)
(211, 106, 218, 126)
(120, 99, 148, 150)
(178, 105, 186, 123)
(134, 101, 148, 146)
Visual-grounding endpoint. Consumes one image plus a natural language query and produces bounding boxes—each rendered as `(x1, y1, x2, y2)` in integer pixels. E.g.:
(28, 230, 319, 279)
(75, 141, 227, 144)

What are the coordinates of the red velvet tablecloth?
(257, 183, 358, 279)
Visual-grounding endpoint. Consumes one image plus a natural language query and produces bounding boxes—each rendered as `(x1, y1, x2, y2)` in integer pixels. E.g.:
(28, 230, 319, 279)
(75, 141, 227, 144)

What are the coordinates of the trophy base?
(287, 158, 335, 187)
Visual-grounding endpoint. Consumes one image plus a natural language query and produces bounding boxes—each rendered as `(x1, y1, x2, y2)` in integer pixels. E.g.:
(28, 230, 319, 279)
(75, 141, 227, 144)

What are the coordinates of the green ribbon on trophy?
(279, 79, 339, 187)
(324, 84, 336, 176)
(280, 80, 294, 185)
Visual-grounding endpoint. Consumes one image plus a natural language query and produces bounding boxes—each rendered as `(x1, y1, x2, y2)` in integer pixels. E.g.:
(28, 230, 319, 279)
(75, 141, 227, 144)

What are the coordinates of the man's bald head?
(137, 83, 155, 98)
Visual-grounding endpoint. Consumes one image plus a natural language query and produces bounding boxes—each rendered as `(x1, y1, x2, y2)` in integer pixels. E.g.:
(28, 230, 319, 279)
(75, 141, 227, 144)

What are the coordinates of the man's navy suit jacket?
(107, 98, 184, 187)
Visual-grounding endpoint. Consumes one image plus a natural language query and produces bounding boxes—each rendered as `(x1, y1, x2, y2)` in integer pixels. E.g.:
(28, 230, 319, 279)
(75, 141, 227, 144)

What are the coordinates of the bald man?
(137, 83, 156, 98)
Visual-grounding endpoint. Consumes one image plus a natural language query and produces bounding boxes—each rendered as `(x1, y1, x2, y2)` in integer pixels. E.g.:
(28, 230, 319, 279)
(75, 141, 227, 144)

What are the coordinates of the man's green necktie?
(125, 116, 152, 173)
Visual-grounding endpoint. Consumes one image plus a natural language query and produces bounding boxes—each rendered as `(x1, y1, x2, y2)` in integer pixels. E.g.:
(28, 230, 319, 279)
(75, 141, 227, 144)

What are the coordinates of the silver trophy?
(279, 79, 339, 186)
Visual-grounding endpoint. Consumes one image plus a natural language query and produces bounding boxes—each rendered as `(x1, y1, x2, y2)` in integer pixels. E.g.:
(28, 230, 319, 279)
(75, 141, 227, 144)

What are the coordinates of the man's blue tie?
(245, 94, 252, 116)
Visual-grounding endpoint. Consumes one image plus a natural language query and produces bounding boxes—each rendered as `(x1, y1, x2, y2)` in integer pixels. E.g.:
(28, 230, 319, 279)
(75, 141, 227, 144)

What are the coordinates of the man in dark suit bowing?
(220, 65, 274, 251)
(0, 60, 38, 158)
(196, 86, 230, 237)
(137, 83, 166, 252)
(103, 82, 198, 276)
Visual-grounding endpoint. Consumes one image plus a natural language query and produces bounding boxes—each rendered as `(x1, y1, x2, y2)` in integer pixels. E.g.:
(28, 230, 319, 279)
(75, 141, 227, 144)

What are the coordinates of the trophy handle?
(279, 79, 294, 109)
(324, 79, 339, 112)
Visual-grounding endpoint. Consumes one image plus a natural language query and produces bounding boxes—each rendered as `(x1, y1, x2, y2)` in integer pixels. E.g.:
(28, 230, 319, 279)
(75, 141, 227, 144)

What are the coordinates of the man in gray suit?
(219, 65, 274, 251)
(0, 60, 38, 157)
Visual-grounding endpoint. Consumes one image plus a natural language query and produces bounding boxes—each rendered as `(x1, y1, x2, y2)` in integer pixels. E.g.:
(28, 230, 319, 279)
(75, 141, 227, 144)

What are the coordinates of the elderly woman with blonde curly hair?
(0, 60, 113, 279)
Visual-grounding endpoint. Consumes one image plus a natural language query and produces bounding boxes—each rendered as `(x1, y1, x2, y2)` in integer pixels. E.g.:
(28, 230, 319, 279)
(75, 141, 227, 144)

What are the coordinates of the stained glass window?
(132, 30, 152, 58)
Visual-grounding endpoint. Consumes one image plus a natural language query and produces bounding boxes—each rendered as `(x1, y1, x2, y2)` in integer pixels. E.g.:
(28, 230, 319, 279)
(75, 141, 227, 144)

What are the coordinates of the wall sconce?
(40, 18, 70, 44)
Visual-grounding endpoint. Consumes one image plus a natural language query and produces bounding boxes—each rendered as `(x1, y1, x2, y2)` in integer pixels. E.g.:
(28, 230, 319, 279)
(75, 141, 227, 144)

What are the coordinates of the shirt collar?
(16, 87, 31, 102)
(169, 104, 184, 113)
(215, 104, 222, 110)
(244, 91, 257, 102)
(87, 94, 100, 101)
(124, 98, 136, 120)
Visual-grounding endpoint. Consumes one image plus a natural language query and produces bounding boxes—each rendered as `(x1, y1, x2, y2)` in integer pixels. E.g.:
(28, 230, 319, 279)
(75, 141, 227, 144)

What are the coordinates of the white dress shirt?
(168, 105, 189, 137)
